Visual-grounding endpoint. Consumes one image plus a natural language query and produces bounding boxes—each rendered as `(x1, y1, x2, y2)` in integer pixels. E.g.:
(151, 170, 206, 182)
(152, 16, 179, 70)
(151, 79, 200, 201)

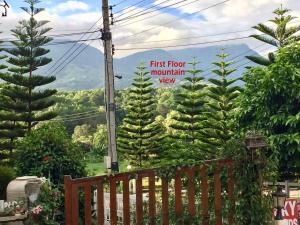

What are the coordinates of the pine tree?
(247, 6, 300, 66)
(0, 83, 27, 164)
(0, 0, 57, 134)
(118, 63, 163, 168)
(201, 51, 241, 156)
(0, 35, 27, 164)
(169, 58, 209, 160)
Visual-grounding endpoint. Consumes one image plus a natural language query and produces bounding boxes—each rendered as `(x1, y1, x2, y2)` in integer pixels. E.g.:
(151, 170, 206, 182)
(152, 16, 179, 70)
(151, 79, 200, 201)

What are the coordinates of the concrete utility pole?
(101, 0, 118, 172)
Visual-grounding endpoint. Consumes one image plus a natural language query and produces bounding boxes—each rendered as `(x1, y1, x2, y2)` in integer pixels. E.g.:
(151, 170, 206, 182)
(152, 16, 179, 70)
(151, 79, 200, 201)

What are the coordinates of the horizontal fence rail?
(64, 159, 235, 225)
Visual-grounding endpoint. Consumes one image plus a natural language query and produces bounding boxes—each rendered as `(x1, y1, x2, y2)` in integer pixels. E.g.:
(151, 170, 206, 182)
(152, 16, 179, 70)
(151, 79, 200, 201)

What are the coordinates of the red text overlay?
(149, 60, 186, 84)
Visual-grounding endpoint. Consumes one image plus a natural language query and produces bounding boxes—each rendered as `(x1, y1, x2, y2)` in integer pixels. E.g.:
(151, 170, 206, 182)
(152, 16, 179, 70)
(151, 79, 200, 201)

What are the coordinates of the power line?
(45, 17, 103, 76)
(53, 112, 102, 122)
(115, 0, 231, 40)
(116, 36, 249, 50)
(114, 0, 150, 16)
(46, 35, 102, 76)
(46, 37, 102, 46)
(201, 44, 274, 79)
(115, 0, 201, 27)
(115, 0, 174, 22)
(1, 29, 102, 42)
(114, 43, 267, 76)
(117, 29, 253, 44)
(114, 0, 130, 7)
(48, 29, 101, 38)
(50, 34, 102, 77)
(57, 109, 101, 119)
(1, 36, 103, 48)
(51, 45, 274, 122)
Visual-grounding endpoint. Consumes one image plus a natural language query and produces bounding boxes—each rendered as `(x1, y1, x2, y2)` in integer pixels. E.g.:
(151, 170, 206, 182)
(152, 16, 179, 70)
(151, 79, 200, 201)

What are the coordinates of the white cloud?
(51, 1, 90, 14)
(1, 0, 299, 58)
(110, 0, 300, 56)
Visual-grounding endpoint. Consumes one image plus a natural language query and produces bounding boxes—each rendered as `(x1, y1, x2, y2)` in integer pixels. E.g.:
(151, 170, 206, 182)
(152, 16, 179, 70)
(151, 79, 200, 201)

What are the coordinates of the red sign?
(273, 199, 298, 225)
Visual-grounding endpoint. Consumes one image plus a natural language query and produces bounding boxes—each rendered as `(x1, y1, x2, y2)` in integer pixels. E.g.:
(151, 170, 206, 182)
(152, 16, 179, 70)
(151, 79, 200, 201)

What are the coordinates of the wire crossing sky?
(2, 0, 300, 58)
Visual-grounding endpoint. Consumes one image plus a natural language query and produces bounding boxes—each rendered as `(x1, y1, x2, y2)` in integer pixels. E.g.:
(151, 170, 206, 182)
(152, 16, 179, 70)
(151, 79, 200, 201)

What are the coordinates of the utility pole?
(101, 0, 118, 172)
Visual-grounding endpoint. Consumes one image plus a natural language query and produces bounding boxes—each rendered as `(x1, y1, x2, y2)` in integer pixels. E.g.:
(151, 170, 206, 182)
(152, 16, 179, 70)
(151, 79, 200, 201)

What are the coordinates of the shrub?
(0, 166, 16, 200)
(15, 122, 86, 185)
(29, 180, 62, 225)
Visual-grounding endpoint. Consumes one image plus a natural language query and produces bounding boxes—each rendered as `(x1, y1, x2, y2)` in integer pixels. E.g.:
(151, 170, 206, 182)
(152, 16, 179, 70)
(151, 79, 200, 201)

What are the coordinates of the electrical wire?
(116, 36, 249, 51)
(1, 36, 103, 48)
(201, 44, 275, 79)
(46, 32, 102, 76)
(114, 0, 130, 7)
(115, 0, 201, 27)
(115, 0, 231, 40)
(1, 29, 102, 42)
(45, 17, 103, 76)
(115, 0, 174, 22)
(50, 34, 102, 77)
(116, 29, 253, 44)
(53, 112, 102, 122)
(114, 0, 150, 16)
(56, 109, 101, 119)
(50, 44, 274, 122)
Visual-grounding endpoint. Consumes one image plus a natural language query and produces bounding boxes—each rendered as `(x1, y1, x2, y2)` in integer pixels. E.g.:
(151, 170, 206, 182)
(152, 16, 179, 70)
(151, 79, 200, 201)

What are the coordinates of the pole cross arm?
(1, 0, 9, 17)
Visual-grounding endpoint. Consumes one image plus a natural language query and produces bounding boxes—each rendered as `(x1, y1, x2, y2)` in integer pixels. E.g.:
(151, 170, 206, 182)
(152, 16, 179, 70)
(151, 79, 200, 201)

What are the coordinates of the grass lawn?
(86, 160, 128, 176)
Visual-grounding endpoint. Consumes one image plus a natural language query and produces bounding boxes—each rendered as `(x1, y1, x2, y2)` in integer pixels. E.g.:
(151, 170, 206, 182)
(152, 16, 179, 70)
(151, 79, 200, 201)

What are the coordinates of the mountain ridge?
(39, 41, 258, 90)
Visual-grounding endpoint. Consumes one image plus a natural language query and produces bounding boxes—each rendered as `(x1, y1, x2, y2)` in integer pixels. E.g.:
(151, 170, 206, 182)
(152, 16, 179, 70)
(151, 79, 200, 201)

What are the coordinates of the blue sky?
(2, 0, 300, 57)
(7, 0, 203, 19)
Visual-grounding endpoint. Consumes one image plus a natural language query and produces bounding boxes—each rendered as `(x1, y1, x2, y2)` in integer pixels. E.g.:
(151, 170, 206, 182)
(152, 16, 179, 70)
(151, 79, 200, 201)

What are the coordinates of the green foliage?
(0, 0, 57, 131)
(29, 180, 62, 225)
(91, 124, 107, 158)
(72, 123, 107, 158)
(72, 124, 93, 148)
(155, 88, 176, 116)
(52, 89, 106, 132)
(228, 139, 274, 225)
(0, 166, 16, 200)
(16, 122, 86, 185)
(0, 0, 57, 164)
(239, 43, 300, 179)
(246, 6, 300, 65)
(201, 51, 241, 156)
(118, 63, 163, 167)
(169, 58, 208, 160)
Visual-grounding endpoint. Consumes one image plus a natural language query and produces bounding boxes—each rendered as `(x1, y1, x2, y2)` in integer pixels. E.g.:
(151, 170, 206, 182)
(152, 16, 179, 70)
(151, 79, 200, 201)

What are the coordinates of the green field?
(86, 160, 128, 176)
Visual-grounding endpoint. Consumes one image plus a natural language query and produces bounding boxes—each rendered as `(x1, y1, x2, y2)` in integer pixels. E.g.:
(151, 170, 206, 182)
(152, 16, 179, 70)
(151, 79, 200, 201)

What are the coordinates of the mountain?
(40, 41, 258, 90)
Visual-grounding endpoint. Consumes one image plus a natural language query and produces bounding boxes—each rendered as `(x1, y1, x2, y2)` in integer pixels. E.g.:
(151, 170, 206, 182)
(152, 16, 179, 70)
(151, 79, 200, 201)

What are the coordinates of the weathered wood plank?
(161, 177, 169, 225)
(97, 181, 104, 225)
(200, 166, 209, 225)
(110, 178, 117, 225)
(84, 183, 92, 225)
(136, 175, 143, 225)
(123, 175, 130, 225)
(148, 172, 156, 225)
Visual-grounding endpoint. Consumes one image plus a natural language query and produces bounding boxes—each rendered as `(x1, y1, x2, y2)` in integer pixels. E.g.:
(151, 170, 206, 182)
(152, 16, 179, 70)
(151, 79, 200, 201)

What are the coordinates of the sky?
(1, 0, 300, 57)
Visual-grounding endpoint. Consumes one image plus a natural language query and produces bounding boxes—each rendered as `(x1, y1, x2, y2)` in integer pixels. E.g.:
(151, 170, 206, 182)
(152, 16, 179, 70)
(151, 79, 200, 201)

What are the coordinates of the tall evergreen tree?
(0, 35, 27, 164)
(201, 51, 240, 155)
(169, 59, 209, 160)
(118, 63, 163, 167)
(0, 0, 57, 134)
(0, 83, 27, 164)
(247, 6, 300, 66)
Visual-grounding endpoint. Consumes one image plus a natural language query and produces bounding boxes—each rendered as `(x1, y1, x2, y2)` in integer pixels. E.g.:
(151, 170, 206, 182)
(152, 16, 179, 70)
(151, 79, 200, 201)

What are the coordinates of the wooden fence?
(64, 159, 235, 225)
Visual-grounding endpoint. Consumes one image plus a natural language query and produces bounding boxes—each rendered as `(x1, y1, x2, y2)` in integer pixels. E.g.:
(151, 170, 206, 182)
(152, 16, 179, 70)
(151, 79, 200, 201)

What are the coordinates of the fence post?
(285, 180, 289, 197)
(64, 175, 72, 225)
